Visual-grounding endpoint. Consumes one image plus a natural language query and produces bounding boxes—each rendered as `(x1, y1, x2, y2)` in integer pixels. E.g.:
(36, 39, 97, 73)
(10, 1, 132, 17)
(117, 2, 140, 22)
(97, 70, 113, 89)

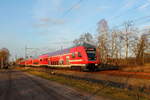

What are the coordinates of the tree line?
(0, 48, 10, 68)
(73, 19, 150, 66)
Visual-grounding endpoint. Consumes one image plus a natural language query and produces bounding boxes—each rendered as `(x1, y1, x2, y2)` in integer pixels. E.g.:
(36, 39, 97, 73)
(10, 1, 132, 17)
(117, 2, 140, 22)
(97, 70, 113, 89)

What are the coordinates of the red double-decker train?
(18, 45, 100, 71)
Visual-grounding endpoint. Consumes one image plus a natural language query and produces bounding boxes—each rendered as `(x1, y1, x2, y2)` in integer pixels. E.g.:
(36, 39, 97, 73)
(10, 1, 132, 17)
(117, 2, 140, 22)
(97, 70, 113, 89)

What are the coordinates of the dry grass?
(25, 70, 150, 100)
(121, 63, 150, 72)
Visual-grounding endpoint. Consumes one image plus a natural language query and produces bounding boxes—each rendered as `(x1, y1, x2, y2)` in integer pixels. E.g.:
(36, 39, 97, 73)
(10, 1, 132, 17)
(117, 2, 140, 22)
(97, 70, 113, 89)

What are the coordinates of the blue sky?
(0, 0, 150, 60)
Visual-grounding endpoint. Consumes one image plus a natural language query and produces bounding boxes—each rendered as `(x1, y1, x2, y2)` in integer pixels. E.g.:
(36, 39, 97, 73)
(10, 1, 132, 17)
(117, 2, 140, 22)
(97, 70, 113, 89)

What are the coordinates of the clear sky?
(0, 0, 150, 60)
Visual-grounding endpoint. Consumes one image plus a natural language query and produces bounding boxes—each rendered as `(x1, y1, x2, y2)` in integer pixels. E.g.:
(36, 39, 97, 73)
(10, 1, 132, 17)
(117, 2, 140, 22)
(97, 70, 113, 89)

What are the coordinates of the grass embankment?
(121, 63, 150, 72)
(17, 68, 150, 100)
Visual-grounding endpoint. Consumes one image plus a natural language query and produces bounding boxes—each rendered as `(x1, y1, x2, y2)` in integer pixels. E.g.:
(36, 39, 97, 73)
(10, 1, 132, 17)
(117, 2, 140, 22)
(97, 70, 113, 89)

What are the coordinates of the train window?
(72, 53, 75, 58)
(78, 52, 82, 57)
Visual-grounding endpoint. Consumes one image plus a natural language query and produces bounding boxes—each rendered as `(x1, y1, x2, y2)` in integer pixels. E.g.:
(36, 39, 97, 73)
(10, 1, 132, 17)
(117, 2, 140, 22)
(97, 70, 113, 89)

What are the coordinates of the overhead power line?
(62, 0, 84, 17)
(113, 15, 150, 29)
(109, 3, 142, 21)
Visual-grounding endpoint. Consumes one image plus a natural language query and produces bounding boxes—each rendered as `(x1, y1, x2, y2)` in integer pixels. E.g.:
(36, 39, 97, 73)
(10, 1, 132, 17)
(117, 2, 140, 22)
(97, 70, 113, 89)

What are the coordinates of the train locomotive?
(18, 44, 100, 71)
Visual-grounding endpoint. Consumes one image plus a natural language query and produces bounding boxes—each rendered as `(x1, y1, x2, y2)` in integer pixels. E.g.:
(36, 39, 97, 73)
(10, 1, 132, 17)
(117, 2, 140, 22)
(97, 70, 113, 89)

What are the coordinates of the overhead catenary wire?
(85, 15, 150, 34)
(24, 40, 74, 58)
(62, 0, 84, 18)
(108, 1, 146, 23)
(112, 15, 150, 29)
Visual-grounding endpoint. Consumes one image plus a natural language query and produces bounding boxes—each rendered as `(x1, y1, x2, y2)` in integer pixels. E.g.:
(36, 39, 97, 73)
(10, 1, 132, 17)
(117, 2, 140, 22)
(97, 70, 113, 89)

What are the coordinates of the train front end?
(84, 47, 100, 71)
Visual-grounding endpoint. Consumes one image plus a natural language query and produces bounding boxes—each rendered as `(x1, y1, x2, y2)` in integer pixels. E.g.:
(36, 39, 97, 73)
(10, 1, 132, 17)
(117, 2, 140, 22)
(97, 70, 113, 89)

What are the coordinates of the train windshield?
(86, 48, 96, 61)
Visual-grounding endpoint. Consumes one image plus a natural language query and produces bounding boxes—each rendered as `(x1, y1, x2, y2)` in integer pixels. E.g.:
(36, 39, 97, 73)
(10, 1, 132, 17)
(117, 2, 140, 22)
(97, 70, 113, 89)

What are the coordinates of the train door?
(66, 56, 70, 65)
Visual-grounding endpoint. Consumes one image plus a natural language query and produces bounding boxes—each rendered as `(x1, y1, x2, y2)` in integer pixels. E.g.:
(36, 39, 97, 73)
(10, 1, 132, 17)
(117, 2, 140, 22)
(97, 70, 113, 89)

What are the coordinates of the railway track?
(98, 70, 150, 80)
(18, 66, 150, 80)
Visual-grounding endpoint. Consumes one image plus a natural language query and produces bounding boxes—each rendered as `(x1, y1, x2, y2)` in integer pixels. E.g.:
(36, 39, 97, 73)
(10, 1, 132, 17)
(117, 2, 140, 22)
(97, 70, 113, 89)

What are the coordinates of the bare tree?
(108, 29, 121, 65)
(73, 32, 94, 46)
(97, 19, 109, 64)
(136, 33, 150, 65)
(118, 21, 139, 65)
(95, 19, 150, 66)
(0, 48, 10, 68)
(97, 19, 109, 33)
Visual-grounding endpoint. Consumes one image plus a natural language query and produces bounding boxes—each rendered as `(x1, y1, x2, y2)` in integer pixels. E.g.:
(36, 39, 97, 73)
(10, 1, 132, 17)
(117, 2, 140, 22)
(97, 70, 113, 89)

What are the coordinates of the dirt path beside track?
(0, 69, 109, 100)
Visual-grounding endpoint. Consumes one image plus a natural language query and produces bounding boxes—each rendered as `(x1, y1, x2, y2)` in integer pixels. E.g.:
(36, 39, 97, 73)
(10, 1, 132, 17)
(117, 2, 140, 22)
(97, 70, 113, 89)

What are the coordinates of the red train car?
(25, 58, 33, 66)
(32, 59, 39, 66)
(19, 44, 100, 71)
(18, 60, 25, 66)
(38, 55, 49, 66)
